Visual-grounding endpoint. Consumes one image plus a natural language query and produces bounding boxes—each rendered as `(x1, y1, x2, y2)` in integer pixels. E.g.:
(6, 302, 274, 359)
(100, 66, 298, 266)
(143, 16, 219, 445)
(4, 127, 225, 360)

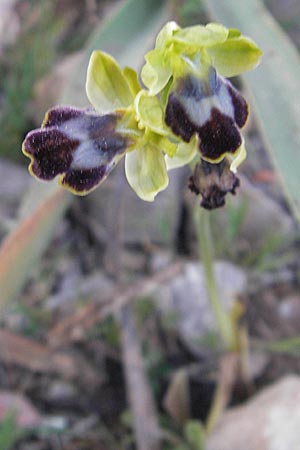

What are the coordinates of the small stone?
(46, 270, 114, 312)
(46, 381, 77, 404)
(278, 295, 300, 330)
(0, 390, 41, 428)
(156, 261, 247, 354)
(148, 250, 173, 273)
(40, 415, 68, 431)
(247, 351, 270, 380)
(207, 376, 300, 450)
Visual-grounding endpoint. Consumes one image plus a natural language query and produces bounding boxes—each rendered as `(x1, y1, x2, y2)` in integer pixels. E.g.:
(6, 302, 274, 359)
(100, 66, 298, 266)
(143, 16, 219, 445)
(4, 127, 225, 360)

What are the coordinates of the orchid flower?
(141, 22, 262, 208)
(23, 22, 262, 209)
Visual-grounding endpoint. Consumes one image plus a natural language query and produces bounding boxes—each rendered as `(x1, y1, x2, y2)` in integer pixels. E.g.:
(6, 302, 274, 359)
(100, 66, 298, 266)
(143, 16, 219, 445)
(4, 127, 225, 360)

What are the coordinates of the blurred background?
(1, 0, 300, 449)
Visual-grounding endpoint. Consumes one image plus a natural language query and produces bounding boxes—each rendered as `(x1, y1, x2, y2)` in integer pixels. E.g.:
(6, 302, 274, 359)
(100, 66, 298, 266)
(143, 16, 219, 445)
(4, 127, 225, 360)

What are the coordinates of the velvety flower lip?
(22, 106, 131, 195)
(165, 68, 248, 163)
(189, 158, 240, 209)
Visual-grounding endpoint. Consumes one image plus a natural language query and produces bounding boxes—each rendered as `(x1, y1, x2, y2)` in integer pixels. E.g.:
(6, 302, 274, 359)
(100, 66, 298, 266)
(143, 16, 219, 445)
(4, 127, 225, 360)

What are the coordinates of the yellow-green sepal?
(172, 23, 228, 49)
(125, 142, 169, 202)
(141, 22, 178, 95)
(207, 35, 263, 77)
(86, 50, 134, 113)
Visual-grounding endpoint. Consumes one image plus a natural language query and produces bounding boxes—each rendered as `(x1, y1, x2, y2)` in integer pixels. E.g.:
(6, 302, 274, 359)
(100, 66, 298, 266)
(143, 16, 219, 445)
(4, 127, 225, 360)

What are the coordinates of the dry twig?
(117, 304, 161, 450)
(48, 262, 182, 348)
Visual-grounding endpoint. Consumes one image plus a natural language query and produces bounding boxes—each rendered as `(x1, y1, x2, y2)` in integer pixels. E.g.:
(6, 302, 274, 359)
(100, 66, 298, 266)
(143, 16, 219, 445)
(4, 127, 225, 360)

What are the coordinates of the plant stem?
(195, 207, 236, 351)
(205, 353, 238, 434)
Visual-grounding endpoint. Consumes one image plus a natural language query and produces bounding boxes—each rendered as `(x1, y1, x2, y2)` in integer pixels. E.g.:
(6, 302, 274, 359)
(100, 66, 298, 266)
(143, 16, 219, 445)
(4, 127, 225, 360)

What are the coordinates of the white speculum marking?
(180, 83, 234, 128)
(61, 118, 89, 141)
(59, 117, 113, 171)
(71, 142, 108, 170)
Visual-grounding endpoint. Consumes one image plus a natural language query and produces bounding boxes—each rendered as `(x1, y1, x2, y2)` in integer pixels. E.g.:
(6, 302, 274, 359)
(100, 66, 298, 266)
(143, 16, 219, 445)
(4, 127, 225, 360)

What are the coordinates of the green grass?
(0, 412, 24, 450)
(0, 1, 64, 160)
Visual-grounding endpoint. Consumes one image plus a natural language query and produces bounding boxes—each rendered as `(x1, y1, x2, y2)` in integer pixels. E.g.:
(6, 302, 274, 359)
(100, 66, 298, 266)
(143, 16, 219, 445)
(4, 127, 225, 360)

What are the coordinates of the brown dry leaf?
(0, 329, 101, 386)
(206, 353, 239, 434)
(163, 368, 190, 425)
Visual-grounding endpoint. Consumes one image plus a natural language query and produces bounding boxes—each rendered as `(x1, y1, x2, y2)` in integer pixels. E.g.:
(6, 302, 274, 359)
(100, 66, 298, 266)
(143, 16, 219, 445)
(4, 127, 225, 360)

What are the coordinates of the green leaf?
(207, 35, 262, 77)
(125, 144, 169, 201)
(184, 420, 206, 450)
(202, 0, 300, 220)
(0, 412, 22, 450)
(266, 337, 300, 355)
(86, 50, 133, 113)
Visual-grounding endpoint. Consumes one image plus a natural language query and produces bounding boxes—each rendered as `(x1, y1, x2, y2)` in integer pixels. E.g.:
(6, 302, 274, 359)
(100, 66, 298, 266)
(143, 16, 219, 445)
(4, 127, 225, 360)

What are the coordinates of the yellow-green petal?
(156, 136, 177, 157)
(141, 49, 172, 95)
(155, 21, 180, 49)
(86, 50, 133, 113)
(207, 36, 262, 77)
(134, 90, 167, 135)
(125, 143, 169, 201)
(166, 138, 198, 170)
(228, 28, 241, 38)
(172, 23, 228, 48)
(123, 67, 141, 97)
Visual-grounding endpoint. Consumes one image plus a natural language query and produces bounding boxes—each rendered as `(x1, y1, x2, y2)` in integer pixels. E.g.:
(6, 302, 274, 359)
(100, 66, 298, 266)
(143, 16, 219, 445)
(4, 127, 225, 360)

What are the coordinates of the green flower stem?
(194, 207, 236, 351)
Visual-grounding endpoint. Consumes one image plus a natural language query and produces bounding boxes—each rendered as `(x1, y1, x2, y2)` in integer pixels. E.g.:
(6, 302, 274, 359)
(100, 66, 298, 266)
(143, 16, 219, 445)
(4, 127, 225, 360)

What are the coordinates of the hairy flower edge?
(165, 69, 249, 165)
(22, 106, 132, 195)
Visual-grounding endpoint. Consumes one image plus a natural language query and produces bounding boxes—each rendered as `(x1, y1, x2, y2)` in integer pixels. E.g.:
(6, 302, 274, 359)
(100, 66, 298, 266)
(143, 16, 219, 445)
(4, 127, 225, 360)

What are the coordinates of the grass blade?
(0, 188, 70, 308)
